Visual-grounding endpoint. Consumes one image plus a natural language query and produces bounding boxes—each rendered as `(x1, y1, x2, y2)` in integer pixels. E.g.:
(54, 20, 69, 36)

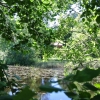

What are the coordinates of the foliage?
(0, 60, 37, 100)
(1, 0, 100, 100)
(39, 0, 100, 100)
(0, 0, 74, 51)
(13, 86, 37, 100)
(39, 67, 100, 100)
(6, 47, 37, 66)
(0, 0, 76, 100)
(0, 36, 40, 66)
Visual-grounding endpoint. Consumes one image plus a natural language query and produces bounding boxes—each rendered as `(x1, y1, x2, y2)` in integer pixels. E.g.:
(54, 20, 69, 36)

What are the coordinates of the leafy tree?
(0, 0, 76, 100)
(1, 0, 100, 100)
(6, 47, 36, 66)
(0, 0, 74, 49)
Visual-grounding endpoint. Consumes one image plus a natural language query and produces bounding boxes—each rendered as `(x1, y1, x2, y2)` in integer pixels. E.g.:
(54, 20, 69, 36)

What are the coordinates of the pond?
(40, 77, 72, 100)
(7, 77, 71, 100)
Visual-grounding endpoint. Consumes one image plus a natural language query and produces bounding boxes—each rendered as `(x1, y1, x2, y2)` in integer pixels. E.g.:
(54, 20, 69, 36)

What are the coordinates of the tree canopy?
(0, 0, 74, 50)
(1, 0, 100, 100)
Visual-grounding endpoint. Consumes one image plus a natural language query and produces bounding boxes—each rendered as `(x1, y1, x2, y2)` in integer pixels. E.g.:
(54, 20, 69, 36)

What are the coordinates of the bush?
(6, 47, 37, 66)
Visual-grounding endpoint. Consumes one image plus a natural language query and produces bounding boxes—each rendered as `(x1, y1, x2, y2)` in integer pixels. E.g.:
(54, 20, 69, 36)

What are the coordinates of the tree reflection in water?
(41, 77, 71, 100)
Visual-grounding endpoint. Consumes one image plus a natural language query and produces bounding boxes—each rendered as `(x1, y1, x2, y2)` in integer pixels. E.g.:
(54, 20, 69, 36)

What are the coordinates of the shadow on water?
(40, 77, 72, 100)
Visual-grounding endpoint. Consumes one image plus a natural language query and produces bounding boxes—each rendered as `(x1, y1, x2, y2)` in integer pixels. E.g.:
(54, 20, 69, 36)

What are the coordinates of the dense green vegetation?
(0, 0, 100, 100)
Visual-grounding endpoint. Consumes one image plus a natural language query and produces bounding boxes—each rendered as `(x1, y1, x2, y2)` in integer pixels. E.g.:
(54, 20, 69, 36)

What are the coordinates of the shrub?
(6, 47, 37, 66)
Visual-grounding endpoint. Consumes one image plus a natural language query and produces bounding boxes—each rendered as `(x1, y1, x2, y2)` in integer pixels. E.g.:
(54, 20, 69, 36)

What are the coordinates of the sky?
(14, 2, 82, 28)
(48, 3, 82, 28)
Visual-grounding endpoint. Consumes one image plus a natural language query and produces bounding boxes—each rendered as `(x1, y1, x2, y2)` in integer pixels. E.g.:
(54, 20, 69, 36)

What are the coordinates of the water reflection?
(8, 86, 19, 96)
(41, 77, 71, 100)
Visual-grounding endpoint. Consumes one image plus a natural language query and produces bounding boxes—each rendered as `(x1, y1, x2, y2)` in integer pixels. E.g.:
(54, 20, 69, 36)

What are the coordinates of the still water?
(8, 77, 71, 100)
(40, 77, 71, 100)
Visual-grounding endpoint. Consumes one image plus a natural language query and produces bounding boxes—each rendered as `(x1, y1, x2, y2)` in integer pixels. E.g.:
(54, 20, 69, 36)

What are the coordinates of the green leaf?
(64, 74, 74, 81)
(0, 82, 6, 88)
(30, 0, 34, 2)
(73, 67, 100, 82)
(79, 91, 91, 99)
(0, 64, 8, 69)
(0, 70, 4, 77)
(94, 83, 100, 89)
(64, 92, 78, 98)
(67, 82, 77, 90)
(83, 83, 99, 91)
(39, 85, 63, 92)
(0, 95, 13, 100)
(73, 67, 79, 70)
(79, 98, 90, 100)
(96, 16, 100, 24)
(91, 94, 100, 100)
(81, 11, 86, 17)
(41, 0, 50, 4)
(13, 86, 37, 100)
(64, 33, 72, 40)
